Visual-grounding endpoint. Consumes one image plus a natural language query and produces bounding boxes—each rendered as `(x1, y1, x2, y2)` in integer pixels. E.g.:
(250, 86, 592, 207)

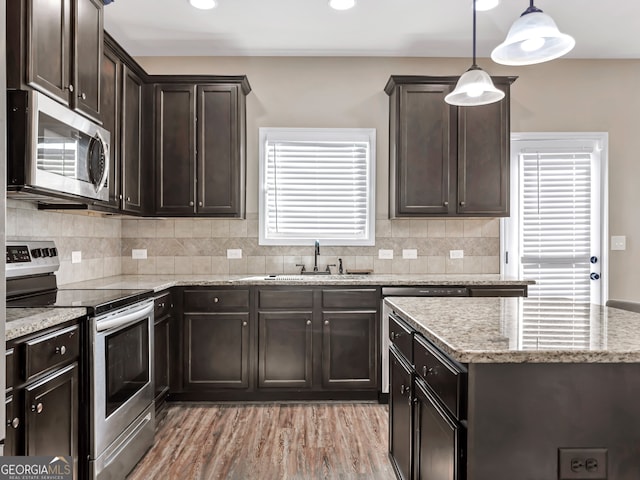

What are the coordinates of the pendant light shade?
(445, 67, 505, 106)
(491, 2, 575, 66)
(445, 0, 504, 107)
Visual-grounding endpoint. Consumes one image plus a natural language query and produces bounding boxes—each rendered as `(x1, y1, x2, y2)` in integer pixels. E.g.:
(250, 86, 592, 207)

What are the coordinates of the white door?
(504, 133, 608, 349)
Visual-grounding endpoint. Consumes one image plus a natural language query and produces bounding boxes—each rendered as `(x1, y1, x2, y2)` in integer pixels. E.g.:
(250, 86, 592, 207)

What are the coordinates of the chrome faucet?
(313, 240, 320, 272)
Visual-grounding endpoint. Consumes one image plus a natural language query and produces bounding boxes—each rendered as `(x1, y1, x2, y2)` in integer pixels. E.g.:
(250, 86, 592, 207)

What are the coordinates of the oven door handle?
(96, 302, 153, 333)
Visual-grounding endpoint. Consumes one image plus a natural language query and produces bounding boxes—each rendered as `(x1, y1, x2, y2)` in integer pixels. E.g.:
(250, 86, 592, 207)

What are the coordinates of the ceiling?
(104, 0, 639, 59)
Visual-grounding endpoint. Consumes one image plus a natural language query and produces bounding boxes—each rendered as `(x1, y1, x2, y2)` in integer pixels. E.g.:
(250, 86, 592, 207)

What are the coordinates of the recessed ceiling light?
(475, 0, 499, 11)
(190, 0, 216, 10)
(329, 0, 356, 11)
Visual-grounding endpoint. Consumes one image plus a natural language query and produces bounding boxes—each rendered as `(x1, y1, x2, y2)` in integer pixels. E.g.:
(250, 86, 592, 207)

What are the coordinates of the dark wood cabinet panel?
(121, 67, 144, 213)
(184, 313, 250, 389)
(99, 44, 120, 208)
(155, 84, 196, 215)
(24, 0, 72, 105)
(24, 363, 78, 470)
(389, 347, 413, 480)
(197, 85, 245, 216)
(154, 314, 171, 409)
(5, 394, 18, 457)
(413, 379, 463, 480)
(73, 0, 102, 120)
(321, 312, 378, 389)
(258, 312, 313, 388)
(386, 75, 514, 218)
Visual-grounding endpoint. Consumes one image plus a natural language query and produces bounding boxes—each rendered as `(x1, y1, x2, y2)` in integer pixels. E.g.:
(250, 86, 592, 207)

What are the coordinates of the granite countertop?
(6, 307, 87, 341)
(62, 273, 534, 291)
(385, 296, 640, 363)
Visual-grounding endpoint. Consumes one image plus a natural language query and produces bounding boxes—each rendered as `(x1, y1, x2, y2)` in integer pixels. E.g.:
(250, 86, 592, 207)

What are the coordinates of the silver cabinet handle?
(242, 321, 248, 327)
(31, 403, 43, 414)
(460, 201, 466, 206)
(67, 84, 74, 92)
(189, 201, 194, 206)
(55, 345, 66, 355)
(9, 417, 19, 429)
(213, 297, 219, 303)
(198, 201, 203, 207)
(119, 194, 123, 200)
(126, 197, 131, 202)
(306, 320, 311, 325)
(324, 320, 329, 325)
(80, 92, 86, 100)
(444, 201, 449, 206)
(422, 365, 427, 377)
(400, 384, 406, 395)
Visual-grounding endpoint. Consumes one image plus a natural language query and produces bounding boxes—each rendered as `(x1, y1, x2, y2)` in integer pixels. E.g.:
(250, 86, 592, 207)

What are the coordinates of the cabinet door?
(155, 84, 196, 215)
(154, 315, 171, 405)
(414, 380, 464, 480)
(392, 84, 454, 216)
(185, 313, 249, 389)
(390, 348, 413, 480)
(99, 44, 120, 208)
(121, 67, 144, 213)
(73, 0, 102, 120)
(197, 85, 244, 216)
(26, 0, 72, 104)
(321, 312, 378, 389)
(258, 312, 313, 389)
(457, 82, 510, 216)
(24, 363, 78, 470)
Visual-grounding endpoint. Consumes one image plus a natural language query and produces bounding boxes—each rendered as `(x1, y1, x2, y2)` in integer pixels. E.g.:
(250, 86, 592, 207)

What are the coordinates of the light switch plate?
(403, 249, 418, 259)
(132, 249, 147, 259)
(227, 249, 243, 259)
(71, 251, 82, 264)
(611, 235, 626, 251)
(449, 250, 464, 259)
(378, 249, 394, 260)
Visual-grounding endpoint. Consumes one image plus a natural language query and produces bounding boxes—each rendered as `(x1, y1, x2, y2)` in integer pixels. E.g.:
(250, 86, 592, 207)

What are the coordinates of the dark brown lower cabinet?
(154, 310, 172, 416)
(5, 394, 18, 456)
(413, 379, 463, 480)
(258, 312, 313, 388)
(184, 313, 250, 389)
(321, 312, 377, 389)
(390, 346, 413, 480)
(24, 363, 78, 462)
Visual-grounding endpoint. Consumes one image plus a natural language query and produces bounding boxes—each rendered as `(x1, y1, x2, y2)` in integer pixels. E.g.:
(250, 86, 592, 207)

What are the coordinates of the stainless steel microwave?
(7, 90, 110, 203)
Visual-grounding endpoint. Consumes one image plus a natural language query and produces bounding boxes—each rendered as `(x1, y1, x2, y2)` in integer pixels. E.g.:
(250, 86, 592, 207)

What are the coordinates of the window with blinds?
(505, 135, 606, 351)
(259, 128, 376, 246)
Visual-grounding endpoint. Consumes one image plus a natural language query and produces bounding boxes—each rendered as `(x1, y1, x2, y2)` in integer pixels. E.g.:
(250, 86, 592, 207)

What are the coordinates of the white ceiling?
(104, 0, 639, 59)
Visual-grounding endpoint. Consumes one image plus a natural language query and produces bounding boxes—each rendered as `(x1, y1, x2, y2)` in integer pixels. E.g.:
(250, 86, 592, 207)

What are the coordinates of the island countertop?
(384, 296, 640, 363)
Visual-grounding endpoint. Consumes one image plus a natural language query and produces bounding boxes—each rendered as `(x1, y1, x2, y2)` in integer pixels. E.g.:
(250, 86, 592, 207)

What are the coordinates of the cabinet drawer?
(258, 289, 314, 309)
(184, 289, 249, 312)
(154, 291, 172, 319)
(389, 313, 413, 363)
(6, 348, 15, 391)
(322, 289, 379, 309)
(24, 325, 80, 382)
(414, 334, 466, 419)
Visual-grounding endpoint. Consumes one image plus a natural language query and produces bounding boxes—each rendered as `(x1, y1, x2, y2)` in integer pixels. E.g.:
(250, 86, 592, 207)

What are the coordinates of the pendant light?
(491, 0, 575, 66)
(445, 0, 504, 107)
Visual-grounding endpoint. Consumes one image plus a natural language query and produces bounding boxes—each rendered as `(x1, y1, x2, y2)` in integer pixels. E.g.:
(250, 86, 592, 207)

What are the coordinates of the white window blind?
(520, 151, 593, 301)
(259, 128, 375, 246)
(37, 137, 78, 178)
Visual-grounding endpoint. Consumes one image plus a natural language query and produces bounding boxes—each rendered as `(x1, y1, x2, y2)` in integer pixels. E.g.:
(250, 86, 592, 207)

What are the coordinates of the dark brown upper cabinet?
(153, 78, 250, 217)
(99, 41, 121, 209)
(121, 66, 145, 214)
(7, 0, 103, 122)
(385, 75, 516, 218)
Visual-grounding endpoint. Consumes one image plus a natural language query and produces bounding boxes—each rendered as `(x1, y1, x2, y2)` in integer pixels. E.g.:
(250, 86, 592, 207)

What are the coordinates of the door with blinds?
(504, 134, 607, 350)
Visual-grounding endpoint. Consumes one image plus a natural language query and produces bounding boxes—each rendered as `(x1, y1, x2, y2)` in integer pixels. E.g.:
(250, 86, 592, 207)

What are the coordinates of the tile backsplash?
(121, 214, 500, 276)
(7, 202, 500, 283)
(7, 200, 122, 285)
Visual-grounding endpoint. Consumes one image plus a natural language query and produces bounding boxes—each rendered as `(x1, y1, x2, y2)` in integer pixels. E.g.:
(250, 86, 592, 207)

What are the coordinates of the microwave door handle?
(96, 302, 153, 333)
(93, 133, 110, 194)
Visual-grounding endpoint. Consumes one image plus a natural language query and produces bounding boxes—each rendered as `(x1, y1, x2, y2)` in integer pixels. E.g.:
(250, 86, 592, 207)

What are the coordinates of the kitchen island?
(385, 296, 640, 480)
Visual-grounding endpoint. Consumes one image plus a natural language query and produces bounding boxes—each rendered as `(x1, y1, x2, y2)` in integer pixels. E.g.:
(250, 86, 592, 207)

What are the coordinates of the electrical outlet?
(132, 249, 147, 259)
(449, 250, 464, 259)
(227, 249, 242, 259)
(402, 249, 418, 259)
(71, 251, 82, 264)
(611, 235, 626, 251)
(378, 249, 394, 260)
(558, 448, 607, 480)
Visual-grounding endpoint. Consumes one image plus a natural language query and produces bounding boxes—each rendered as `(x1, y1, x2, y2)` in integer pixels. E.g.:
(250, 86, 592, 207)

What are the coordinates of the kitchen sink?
(237, 274, 366, 281)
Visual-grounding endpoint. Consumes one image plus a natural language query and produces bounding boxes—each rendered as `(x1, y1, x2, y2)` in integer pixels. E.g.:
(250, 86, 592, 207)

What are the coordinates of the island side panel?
(467, 363, 640, 480)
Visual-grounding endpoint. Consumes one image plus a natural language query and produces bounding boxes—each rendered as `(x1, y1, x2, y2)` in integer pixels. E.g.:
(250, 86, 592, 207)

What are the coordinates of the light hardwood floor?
(127, 403, 395, 480)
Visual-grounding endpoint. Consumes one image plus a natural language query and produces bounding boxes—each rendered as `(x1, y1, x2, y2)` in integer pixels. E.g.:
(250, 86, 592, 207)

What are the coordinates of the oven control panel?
(6, 241, 60, 278)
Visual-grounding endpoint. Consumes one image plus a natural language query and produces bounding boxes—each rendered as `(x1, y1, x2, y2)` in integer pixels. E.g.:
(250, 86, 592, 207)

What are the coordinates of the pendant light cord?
(522, 0, 542, 16)
(471, 0, 478, 69)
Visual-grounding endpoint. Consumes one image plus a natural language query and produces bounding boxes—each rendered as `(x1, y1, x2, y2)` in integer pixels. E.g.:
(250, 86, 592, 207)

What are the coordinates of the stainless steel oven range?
(6, 240, 155, 480)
